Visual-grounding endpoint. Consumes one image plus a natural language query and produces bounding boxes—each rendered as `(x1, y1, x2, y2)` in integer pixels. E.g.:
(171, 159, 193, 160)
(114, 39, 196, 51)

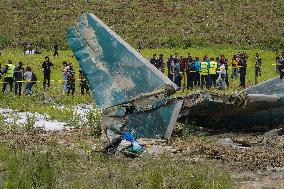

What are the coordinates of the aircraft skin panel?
(67, 13, 177, 109)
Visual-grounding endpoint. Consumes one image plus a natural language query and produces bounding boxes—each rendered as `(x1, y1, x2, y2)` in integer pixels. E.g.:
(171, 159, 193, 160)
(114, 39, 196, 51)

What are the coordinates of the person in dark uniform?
(66, 63, 75, 96)
(279, 51, 284, 79)
(13, 62, 24, 96)
(255, 53, 262, 77)
(53, 43, 59, 57)
(157, 54, 164, 73)
(79, 70, 89, 95)
(150, 54, 158, 68)
(42, 56, 53, 89)
(2, 60, 15, 93)
(186, 56, 195, 89)
(167, 55, 174, 81)
(239, 53, 247, 88)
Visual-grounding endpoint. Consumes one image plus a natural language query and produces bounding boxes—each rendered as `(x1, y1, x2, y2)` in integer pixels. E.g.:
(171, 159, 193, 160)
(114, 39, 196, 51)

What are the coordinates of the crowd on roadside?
(0, 56, 90, 97)
(149, 51, 284, 90)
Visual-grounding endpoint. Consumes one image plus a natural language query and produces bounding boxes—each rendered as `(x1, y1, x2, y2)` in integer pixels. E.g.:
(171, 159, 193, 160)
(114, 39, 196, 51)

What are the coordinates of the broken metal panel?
(67, 13, 176, 109)
(181, 85, 284, 130)
(103, 100, 183, 139)
(124, 101, 183, 139)
(244, 77, 284, 95)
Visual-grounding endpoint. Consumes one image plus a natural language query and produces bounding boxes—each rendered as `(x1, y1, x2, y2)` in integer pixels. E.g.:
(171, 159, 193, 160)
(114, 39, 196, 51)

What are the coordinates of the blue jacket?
(194, 61, 201, 71)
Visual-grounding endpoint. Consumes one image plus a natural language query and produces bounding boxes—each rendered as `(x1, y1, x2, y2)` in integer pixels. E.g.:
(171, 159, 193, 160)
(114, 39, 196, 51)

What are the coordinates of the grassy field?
(0, 47, 279, 188)
(0, 0, 284, 49)
(0, 47, 278, 119)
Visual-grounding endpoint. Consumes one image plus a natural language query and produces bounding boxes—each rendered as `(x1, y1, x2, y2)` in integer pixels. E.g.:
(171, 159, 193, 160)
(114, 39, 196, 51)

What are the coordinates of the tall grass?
(0, 141, 232, 189)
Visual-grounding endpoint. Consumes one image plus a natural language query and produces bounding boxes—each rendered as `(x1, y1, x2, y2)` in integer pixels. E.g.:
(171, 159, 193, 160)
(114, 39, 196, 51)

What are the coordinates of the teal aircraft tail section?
(67, 13, 180, 139)
(67, 13, 176, 109)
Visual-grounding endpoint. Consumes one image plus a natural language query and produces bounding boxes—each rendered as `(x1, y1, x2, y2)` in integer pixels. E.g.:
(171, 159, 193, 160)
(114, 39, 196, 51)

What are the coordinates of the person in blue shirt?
(194, 57, 201, 87)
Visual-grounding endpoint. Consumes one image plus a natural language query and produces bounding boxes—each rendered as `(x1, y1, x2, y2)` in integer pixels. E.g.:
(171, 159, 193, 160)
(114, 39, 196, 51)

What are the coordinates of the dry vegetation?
(0, 0, 284, 49)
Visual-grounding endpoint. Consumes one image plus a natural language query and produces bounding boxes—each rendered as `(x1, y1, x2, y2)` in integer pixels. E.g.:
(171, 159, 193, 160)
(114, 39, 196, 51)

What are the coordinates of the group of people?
(0, 56, 89, 96)
(150, 51, 284, 90)
(0, 60, 36, 95)
(150, 52, 249, 90)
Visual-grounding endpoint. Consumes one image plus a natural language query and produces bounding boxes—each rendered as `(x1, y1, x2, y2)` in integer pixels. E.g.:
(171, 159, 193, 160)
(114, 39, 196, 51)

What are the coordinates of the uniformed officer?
(14, 62, 25, 96)
(200, 57, 209, 89)
(209, 57, 217, 87)
(239, 54, 247, 88)
(186, 56, 195, 89)
(2, 60, 15, 93)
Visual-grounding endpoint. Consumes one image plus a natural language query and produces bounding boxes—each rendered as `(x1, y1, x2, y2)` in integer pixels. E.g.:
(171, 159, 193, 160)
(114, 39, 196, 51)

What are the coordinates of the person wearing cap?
(2, 60, 15, 93)
(13, 62, 25, 96)
(42, 56, 53, 90)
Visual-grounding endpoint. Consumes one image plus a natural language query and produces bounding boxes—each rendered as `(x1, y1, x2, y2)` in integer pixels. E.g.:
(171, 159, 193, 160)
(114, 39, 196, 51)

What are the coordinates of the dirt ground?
(0, 128, 283, 189)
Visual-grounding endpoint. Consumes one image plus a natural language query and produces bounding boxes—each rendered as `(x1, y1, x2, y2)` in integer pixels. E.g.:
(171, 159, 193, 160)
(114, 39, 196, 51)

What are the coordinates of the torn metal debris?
(67, 13, 182, 139)
(67, 13, 284, 139)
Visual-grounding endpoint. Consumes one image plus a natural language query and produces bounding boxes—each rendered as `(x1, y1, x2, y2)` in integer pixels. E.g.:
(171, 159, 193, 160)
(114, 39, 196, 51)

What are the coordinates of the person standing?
(209, 57, 217, 87)
(2, 60, 15, 93)
(200, 57, 209, 89)
(157, 54, 164, 73)
(186, 56, 195, 89)
(279, 51, 284, 79)
(62, 61, 68, 93)
(219, 55, 229, 87)
(194, 57, 201, 87)
(24, 66, 34, 95)
(167, 55, 174, 81)
(13, 62, 24, 96)
(174, 59, 182, 89)
(255, 53, 262, 77)
(66, 63, 75, 96)
(239, 54, 247, 88)
(42, 56, 53, 90)
(216, 63, 227, 90)
(53, 43, 59, 57)
(79, 70, 89, 95)
(150, 54, 158, 68)
(231, 55, 239, 79)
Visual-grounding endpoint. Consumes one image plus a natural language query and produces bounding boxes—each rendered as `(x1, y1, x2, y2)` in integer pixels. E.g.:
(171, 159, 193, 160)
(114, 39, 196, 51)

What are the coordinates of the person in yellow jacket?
(200, 57, 209, 89)
(209, 58, 217, 87)
(231, 54, 239, 79)
(1, 60, 15, 93)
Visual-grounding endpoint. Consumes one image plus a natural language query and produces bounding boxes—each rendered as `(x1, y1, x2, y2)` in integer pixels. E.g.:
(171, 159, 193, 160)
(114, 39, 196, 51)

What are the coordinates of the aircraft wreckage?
(67, 13, 284, 139)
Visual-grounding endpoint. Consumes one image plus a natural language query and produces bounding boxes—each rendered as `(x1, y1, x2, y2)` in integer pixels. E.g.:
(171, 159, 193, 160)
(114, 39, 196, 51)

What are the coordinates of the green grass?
(0, 49, 93, 121)
(0, 0, 283, 49)
(0, 136, 232, 189)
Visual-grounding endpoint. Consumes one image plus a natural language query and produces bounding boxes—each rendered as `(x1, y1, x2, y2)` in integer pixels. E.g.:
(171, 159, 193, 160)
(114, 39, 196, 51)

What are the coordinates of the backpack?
(31, 72, 37, 84)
